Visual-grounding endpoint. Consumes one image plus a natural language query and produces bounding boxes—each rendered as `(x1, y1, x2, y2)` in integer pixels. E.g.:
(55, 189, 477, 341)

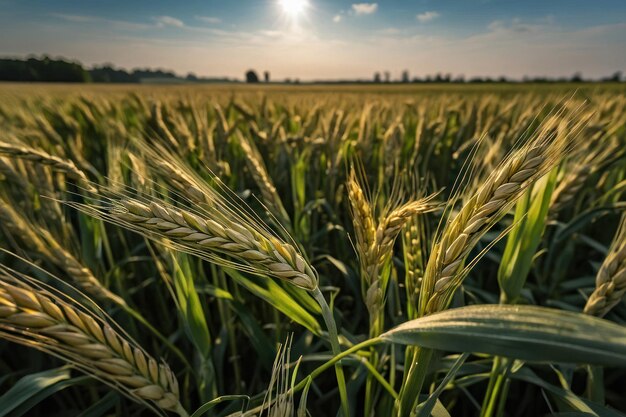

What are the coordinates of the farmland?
(0, 82, 625, 417)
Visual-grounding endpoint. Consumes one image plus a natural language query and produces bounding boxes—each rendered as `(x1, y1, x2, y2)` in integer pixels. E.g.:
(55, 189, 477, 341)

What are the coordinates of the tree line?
(0, 56, 623, 84)
(0, 56, 232, 83)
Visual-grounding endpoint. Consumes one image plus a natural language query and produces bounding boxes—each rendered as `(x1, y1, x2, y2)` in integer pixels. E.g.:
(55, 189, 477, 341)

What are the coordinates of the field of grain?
(0, 83, 625, 417)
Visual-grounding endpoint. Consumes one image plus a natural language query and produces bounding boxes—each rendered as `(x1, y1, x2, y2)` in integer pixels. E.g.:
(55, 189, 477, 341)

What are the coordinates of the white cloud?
(196, 16, 221, 25)
(487, 18, 544, 33)
(51, 13, 153, 30)
(154, 16, 184, 28)
(416, 11, 440, 23)
(352, 3, 378, 15)
(333, 15, 342, 23)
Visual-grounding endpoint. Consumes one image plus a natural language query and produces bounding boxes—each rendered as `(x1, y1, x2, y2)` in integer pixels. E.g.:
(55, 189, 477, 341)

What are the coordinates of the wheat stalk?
(402, 216, 427, 319)
(0, 157, 31, 191)
(347, 170, 439, 323)
(0, 139, 96, 192)
(584, 215, 626, 317)
(68, 194, 317, 291)
(346, 172, 377, 286)
(549, 121, 625, 219)
(148, 155, 206, 203)
(0, 198, 124, 306)
(237, 132, 291, 227)
(0, 271, 187, 416)
(549, 139, 618, 218)
(377, 199, 438, 261)
(549, 163, 591, 216)
(420, 114, 583, 316)
(150, 101, 179, 149)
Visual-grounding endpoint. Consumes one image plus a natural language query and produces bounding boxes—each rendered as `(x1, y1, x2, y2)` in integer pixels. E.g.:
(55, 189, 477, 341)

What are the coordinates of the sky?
(0, 0, 625, 81)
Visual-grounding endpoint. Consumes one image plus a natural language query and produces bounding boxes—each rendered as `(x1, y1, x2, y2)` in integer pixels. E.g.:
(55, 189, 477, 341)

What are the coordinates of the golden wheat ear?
(0, 262, 188, 417)
(0, 138, 96, 192)
(585, 214, 626, 317)
(420, 103, 591, 316)
(62, 171, 318, 291)
(0, 197, 125, 306)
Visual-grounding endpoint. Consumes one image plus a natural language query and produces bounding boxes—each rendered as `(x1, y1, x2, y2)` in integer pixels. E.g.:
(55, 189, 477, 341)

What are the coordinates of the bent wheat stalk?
(66, 180, 354, 414)
(118, 198, 316, 290)
(0, 198, 124, 306)
(0, 139, 96, 192)
(0, 268, 187, 416)
(67, 191, 317, 291)
(584, 214, 626, 317)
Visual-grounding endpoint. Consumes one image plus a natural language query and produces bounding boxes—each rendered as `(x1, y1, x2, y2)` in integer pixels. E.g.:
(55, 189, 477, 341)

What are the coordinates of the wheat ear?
(584, 215, 626, 317)
(150, 101, 179, 149)
(96, 197, 317, 290)
(549, 163, 590, 216)
(347, 171, 439, 320)
(402, 216, 427, 319)
(346, 172, 377, 285)
(0, 139, 96, 192)
(0, 157, 31, 191)
(148, 155, 206, 203)
(0, 199, 124, 306)
(237, 132, 291, 227)
(550, 135, 621, 219)
(420, 117, 580, 316)
(0, 273, 186, 416)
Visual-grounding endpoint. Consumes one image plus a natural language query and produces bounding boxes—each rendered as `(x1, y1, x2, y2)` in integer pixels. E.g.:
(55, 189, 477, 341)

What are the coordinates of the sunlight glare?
(278, 0, 309, 19)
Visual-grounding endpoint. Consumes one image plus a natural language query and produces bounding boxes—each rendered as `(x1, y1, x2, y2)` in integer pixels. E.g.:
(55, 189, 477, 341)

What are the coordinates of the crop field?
(0, 83, 625, 417)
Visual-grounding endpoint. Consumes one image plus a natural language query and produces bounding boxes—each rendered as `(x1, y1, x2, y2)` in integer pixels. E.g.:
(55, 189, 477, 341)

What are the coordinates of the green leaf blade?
(382, 305, 626, 366)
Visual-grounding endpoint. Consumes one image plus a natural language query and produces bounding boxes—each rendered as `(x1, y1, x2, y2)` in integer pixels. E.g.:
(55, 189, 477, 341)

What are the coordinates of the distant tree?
(570, 72, 583, 83)
(604, 71, 622, 82)
(0, 56, 89, 82)
(186, 73, 198, 81)
(263, 71, 270, 83)
(133, 68, 176, 80)
(384, 71, 390, 83)
(373, 72, 381, 83)
(246, 70, 260, 83)
(90, 65, 135, 83)
(401, 70, 409, 83)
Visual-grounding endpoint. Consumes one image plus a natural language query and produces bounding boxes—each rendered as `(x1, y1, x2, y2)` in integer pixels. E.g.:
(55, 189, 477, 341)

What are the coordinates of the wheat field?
(0, 83, 625, 417)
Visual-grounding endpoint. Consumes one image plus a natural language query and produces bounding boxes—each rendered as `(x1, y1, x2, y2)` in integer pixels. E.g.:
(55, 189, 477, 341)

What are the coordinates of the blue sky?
(1, 0, 625, 80)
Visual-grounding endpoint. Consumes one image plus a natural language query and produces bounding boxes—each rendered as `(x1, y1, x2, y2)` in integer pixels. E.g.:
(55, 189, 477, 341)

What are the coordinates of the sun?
(278, 0, 309, 19)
